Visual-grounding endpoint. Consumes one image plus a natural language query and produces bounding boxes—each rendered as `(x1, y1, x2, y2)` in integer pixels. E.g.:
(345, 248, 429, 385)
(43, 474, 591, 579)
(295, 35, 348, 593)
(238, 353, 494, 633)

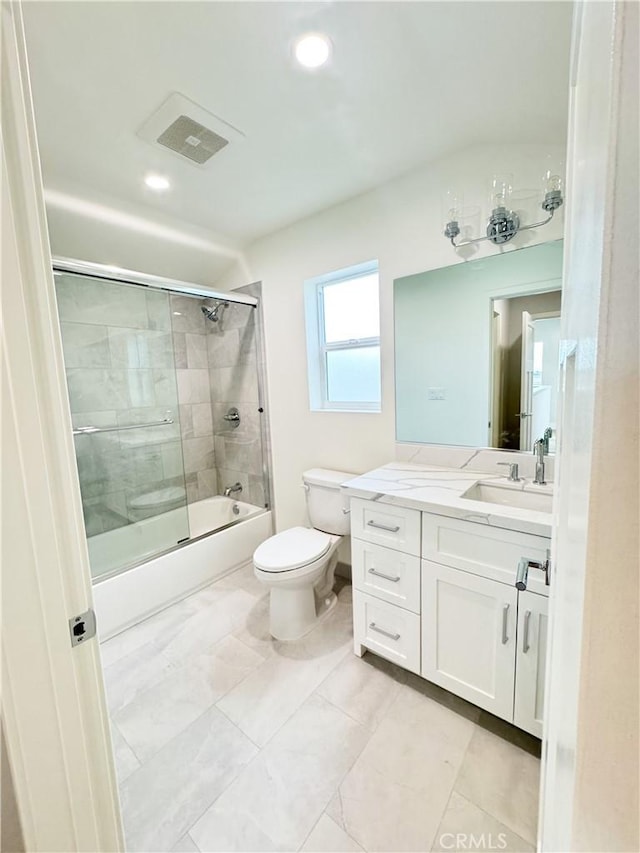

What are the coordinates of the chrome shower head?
(201, 301, 229, 323)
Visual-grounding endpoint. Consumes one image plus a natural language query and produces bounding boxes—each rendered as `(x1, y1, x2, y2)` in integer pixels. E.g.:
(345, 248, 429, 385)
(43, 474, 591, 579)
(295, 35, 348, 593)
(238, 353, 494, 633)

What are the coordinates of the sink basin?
(461, 482, 553, 513)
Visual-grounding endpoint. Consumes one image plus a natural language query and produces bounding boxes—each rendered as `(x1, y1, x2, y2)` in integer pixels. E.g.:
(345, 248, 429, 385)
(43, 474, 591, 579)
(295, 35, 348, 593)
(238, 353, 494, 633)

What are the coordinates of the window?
(304, 260, 381, 412)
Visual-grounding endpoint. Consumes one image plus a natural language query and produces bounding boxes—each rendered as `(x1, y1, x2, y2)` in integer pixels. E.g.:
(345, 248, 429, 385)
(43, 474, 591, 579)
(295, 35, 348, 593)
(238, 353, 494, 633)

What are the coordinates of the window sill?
(310, 407, 382, 414)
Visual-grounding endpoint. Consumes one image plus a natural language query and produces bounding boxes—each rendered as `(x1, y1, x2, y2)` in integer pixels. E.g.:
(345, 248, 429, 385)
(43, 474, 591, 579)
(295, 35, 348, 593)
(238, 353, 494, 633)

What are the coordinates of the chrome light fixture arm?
(444, 188, 563, 248)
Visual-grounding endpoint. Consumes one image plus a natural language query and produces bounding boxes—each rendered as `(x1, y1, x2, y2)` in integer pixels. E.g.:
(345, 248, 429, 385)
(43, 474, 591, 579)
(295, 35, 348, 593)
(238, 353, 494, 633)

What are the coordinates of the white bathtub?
(91, 497, 272, 640)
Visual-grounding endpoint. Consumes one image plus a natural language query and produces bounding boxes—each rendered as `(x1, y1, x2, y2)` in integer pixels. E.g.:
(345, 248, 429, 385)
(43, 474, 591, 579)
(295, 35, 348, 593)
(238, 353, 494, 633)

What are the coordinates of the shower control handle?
(223, 407, 241, 428)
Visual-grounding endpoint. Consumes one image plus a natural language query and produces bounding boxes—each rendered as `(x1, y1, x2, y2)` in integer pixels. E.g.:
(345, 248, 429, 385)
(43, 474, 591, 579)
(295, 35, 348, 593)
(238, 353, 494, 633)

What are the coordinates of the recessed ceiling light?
(294, 33, 331, 69)
(144, 174, 170, 191)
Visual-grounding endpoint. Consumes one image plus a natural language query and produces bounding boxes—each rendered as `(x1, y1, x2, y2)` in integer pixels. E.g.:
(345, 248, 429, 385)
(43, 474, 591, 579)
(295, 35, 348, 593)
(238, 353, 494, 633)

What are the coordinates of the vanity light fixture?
(144, 173, 170, 191)
(443, 169, 564, 248)
(294, 33, 331, 68)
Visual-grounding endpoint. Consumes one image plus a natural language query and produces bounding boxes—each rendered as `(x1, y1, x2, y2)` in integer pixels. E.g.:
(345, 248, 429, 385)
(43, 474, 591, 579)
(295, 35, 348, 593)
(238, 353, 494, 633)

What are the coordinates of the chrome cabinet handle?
(369, 622, 400, 641)
(368, 567, 401, 583)
(367, 520, 400, 533)
(523, 610, 531, 653)
(501, 604, 510, 644)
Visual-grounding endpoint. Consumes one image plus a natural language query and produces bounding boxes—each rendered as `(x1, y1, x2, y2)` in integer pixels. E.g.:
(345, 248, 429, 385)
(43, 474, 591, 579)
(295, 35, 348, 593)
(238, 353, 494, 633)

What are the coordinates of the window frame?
(304, 260, 381, 413)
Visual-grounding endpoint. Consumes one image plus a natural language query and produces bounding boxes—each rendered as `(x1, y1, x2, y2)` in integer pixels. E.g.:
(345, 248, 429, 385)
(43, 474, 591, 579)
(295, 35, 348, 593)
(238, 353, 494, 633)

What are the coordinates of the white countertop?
(342, 462, 553, 538)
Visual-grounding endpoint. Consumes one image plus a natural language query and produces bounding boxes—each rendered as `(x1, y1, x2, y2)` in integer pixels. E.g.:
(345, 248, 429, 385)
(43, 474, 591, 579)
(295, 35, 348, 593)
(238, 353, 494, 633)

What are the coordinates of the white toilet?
(253, 468, 353, 641)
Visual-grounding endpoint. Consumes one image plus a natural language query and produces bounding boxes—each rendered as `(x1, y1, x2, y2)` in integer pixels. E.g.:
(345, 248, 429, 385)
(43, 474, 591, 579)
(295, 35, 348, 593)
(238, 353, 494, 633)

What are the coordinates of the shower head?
(201, 300, 229, 323)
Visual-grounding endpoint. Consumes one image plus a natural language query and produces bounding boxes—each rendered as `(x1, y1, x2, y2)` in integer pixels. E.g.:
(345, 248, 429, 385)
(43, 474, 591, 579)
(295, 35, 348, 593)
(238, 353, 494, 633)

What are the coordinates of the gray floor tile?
(191, 694, 370, 852)
(119, 706, 257, 852)
(301, 814, 364, 853)
(432, 791, 534, 852)
(114, 636, 264, 762)
(454, 723, 541, 845)
(327, 682, 476, 852)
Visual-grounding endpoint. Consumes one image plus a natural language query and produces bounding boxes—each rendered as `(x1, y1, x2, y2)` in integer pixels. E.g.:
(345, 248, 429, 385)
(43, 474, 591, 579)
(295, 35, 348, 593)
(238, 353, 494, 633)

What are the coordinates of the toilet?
(127, 485, 187, 521)
(253, 468, 353, 641)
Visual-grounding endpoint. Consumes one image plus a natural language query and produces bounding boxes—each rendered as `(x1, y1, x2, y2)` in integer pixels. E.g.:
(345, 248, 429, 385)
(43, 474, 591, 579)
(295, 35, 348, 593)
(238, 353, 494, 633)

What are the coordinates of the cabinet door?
(422, 561, 517, 722)
(514, 590, 548, 738)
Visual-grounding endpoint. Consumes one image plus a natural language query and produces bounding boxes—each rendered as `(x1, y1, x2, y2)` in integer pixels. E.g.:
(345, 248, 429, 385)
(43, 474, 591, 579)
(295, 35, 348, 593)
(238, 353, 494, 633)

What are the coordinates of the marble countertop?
(342, 462, 554, 538)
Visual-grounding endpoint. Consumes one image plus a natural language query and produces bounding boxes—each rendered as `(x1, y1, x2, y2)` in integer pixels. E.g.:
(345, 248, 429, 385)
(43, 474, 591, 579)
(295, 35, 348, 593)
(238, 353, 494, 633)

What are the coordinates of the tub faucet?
(224, 482, 243, 497)
(533, 439, 546, 485)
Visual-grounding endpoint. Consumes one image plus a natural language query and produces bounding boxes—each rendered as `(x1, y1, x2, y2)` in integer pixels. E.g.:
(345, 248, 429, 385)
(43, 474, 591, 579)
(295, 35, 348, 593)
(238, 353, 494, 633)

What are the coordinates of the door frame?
(1, 4, 123, 850)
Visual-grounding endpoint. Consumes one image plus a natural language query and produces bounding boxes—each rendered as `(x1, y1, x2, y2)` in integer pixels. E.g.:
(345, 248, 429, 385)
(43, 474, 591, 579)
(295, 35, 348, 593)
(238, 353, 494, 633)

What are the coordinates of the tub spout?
(223, 482, 243, 497)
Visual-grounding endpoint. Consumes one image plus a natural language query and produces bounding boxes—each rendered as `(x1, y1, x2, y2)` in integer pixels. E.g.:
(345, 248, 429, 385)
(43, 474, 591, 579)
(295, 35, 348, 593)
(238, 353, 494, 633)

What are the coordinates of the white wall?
(217, 143, 565, 530)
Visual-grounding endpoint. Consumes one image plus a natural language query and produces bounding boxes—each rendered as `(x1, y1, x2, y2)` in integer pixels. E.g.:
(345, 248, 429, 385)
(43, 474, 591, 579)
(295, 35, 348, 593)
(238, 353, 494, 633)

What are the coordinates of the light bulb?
(294, 34, 331, 68)
(442, 189, 463, 224)
(144, 174, 170, 191)
(489, 173, 514, 210)
(543, 170, 563, 194)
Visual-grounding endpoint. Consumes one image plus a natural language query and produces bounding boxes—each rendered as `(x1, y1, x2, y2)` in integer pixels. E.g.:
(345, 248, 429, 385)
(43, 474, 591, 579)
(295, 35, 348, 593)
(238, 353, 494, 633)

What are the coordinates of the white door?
(422, 561, 518, 722)
(1, 5, 123, 850)
(514, 591, 548, 738)
(519, 310, 535, 450)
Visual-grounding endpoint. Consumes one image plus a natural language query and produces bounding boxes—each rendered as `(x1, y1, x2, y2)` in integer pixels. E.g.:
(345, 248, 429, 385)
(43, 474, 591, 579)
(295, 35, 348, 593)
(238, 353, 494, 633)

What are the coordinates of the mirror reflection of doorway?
(491, 291, 562, 451)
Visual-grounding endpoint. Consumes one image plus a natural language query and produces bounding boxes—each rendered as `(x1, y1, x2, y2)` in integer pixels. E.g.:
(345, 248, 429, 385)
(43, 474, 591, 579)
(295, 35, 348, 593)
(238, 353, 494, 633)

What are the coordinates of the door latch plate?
(69, 608, 97, 647)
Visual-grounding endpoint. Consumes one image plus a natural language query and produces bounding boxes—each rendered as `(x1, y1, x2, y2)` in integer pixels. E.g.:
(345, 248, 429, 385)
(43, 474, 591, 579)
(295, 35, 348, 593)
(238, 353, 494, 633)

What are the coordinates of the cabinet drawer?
(353, 590, 420, 674)
(422, 513, 550, 590)
(352, 539, 420, 613)
(351, 498, 421, 555)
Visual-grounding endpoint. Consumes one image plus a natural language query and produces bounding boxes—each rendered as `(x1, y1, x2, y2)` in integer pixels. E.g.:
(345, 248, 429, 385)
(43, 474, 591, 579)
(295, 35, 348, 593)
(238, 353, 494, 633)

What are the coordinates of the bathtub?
(91, 496, 272, 640)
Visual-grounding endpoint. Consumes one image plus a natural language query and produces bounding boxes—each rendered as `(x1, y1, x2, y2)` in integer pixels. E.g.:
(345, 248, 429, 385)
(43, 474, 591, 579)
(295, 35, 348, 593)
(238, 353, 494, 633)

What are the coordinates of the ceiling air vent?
(157, 115, 228, 164)
(137, 92, 244, 168)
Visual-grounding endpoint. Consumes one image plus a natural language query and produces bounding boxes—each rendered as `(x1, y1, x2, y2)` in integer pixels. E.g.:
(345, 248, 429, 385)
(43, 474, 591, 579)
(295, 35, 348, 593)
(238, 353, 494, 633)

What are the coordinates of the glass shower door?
(55, 271, 190, 579)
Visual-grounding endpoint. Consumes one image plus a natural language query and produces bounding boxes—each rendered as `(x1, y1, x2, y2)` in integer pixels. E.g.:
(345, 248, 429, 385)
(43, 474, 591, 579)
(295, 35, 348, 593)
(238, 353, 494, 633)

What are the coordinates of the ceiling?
(23, 1, 573, 249)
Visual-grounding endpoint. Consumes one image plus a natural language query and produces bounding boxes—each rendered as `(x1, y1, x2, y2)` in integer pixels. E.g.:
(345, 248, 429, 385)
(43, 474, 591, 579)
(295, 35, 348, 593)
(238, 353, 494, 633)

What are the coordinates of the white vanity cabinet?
(514, 590, 549, 738)
(421, 561, 518, 721)
(350, 496, 551, 735)
(351, 499, 422, 674)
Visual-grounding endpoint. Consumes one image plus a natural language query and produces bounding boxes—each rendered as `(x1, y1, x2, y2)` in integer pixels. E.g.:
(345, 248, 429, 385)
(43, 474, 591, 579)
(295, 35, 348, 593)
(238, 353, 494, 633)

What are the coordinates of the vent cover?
(137, 92, 245, 168)
(157, 115, 228, 164)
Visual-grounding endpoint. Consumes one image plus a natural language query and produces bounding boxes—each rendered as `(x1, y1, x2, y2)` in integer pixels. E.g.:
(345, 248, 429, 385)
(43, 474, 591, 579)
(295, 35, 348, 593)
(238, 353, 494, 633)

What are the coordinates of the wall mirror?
(394, 240, 563, 452)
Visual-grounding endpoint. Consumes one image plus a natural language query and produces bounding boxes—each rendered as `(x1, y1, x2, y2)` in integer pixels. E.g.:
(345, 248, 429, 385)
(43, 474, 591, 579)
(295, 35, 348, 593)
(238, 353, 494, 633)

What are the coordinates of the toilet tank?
(303, 468, 354, 535)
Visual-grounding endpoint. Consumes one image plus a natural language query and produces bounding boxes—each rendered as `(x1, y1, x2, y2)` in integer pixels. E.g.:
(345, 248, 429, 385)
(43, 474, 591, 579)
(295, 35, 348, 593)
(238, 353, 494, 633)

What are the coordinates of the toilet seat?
(254, 526, 331, 573)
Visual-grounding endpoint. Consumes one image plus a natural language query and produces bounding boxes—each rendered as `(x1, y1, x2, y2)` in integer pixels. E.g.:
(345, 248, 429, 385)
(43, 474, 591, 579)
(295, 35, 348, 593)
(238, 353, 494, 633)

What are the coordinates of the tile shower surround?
(56, 274, 266, 539)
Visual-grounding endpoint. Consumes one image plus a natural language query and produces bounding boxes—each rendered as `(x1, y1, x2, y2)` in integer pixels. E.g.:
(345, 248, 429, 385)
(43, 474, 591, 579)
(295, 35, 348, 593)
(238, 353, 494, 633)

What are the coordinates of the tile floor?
(102, 565, 541, 853)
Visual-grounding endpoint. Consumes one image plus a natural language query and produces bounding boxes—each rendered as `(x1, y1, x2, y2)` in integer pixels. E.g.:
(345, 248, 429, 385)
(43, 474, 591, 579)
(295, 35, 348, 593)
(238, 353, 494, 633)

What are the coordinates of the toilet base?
(269, 588, 337, 642)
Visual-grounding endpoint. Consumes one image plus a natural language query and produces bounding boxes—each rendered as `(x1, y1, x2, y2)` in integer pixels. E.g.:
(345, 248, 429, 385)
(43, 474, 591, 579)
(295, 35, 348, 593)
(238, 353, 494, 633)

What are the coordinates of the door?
(1, 5, 123, 850)
(514, 591, 549, 738)
(519, 310, 535, 450)
(422, 561, 518, 721)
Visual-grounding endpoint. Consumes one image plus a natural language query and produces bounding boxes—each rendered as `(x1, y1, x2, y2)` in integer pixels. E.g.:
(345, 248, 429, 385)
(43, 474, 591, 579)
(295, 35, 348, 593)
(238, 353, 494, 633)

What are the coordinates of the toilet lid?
(254, 526, 331, 572)
(129, 486, 186, 510)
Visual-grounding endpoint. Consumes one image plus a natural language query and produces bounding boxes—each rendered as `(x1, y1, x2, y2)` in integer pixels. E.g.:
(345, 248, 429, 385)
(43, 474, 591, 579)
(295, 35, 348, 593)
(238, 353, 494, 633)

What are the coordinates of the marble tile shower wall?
(170, 295, 217, 503)
(207, 296, 266, 508)
(56, 276, 185, 537)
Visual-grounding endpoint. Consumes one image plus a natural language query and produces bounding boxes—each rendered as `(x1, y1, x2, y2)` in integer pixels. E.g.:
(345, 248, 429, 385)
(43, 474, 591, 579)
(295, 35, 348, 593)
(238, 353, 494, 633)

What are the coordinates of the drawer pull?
(368, 567, 401, 583)
(369, 622, 400, 641)
(367, 520, 400, 533)
(523, 610, 531, 653)
(501, 603, 510, 645)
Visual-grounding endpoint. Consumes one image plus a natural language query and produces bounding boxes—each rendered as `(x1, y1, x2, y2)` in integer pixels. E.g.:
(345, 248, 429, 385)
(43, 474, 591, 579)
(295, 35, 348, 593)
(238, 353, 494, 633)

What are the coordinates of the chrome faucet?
(497, 461, 521, 482)
(223, 482, 243, 497)
(533, 438, 546, 485)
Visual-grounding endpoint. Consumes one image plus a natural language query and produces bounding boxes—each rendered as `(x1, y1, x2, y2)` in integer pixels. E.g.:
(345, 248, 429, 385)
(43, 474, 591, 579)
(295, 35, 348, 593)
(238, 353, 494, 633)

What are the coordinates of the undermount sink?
(461, 482, 553, 513)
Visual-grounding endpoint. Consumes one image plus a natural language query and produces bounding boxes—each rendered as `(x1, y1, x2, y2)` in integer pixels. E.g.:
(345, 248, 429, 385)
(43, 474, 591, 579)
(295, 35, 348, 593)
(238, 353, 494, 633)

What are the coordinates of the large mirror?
(394, 240, 563, 451)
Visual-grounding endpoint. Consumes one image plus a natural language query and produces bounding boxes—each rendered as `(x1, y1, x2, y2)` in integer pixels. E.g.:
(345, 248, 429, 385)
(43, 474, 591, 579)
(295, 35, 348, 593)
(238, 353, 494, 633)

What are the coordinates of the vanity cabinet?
(514, 590, 548, 738)
(421, 561, 518, 721)
(350, 498, 551, 735)
(351, 499, 422, 674)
